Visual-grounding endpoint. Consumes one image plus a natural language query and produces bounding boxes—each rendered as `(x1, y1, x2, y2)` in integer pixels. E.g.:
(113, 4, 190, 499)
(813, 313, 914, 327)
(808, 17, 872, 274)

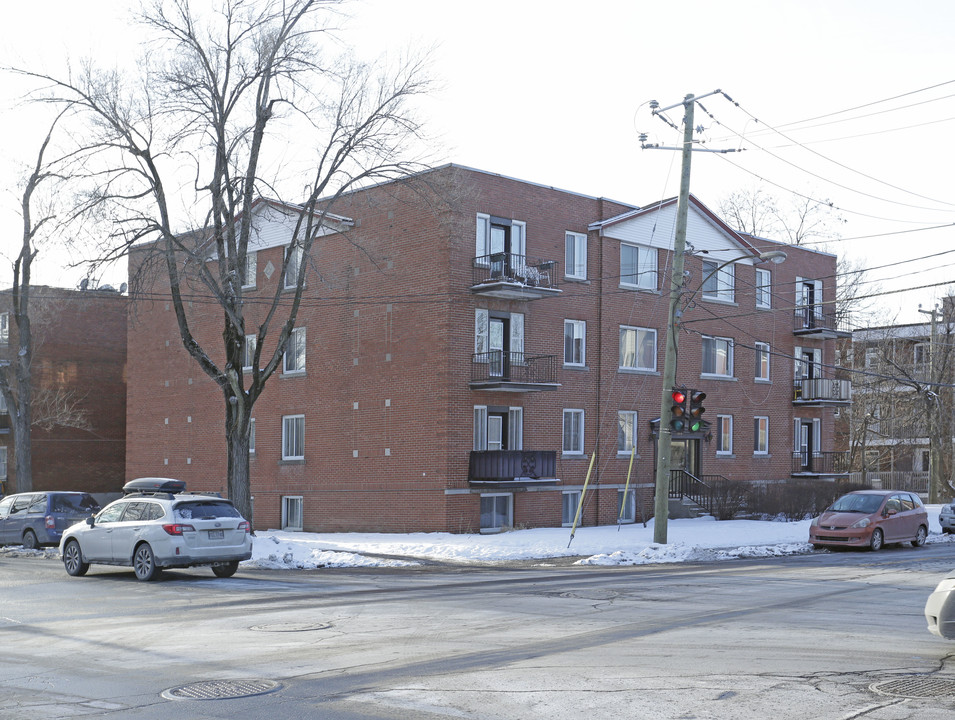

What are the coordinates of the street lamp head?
(758, 250, 787, 265)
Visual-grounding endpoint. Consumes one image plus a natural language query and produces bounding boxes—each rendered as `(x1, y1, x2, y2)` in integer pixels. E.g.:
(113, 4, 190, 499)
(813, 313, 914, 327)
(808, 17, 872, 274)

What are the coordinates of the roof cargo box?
(122, 477, 186, 495)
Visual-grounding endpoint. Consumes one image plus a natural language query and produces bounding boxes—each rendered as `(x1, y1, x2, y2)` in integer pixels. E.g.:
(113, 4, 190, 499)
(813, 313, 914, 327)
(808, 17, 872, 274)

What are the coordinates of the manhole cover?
(871, 676, 955, 698)
(250, 621, 331, 632)
(162, 679, 282, 701)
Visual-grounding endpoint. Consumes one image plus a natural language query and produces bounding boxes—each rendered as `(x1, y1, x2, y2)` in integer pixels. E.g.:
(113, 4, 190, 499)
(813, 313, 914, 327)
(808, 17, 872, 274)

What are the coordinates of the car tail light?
(45, 515, 56, 529)
(162, 523, 196, 536)
(238, 521, 251, 534)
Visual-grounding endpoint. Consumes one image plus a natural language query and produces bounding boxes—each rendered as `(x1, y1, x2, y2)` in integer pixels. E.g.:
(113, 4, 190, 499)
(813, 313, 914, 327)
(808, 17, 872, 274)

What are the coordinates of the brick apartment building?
(125, 164, 849, 533)
(0, 286, 127, 497)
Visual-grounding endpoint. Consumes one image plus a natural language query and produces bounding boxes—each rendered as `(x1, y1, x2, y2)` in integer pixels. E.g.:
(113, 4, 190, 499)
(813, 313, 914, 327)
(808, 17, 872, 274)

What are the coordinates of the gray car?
(0, 491, 101, 549)
(939, 500, 955, 534)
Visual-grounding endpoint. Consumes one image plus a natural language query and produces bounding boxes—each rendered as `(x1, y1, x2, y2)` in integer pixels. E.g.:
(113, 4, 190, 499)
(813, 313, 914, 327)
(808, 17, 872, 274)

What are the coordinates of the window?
(249, 418, 256, 455)
(702, 260, 735, 302)
(282, 496, 303, 531)
(618, 489, 636, 524)
(754, 416, 769, 455)
(702, 336, 734, 377)
(755, 268, 771, 308)
(755, 342, 770, 381)
(243, 334, 257, 371)
(282, 415, 305, 460)
(0, 312, 7, 345)
(716, 415, 733, 455)
(242, 251, 257, 289)
(562, 490, 580, 526)
(0, 447, 6, 480)
(0, 393, 7, 414)
(619, 326, 657, 372)
(914, 343, 930, 367)
(620, 243, 657, 290)
(865, 347, 880, 369)
(564, 320, 586, 366)
(617, 410, 637, 455)
(562, 409, 584, 455)
(284, 327, 306, 374)
(480, 493, 513, 532)
(473, 406, 523, 451)
(565, 231, 587, 280)
(475, 213, 526, 264)
(284, 245, 304, 289)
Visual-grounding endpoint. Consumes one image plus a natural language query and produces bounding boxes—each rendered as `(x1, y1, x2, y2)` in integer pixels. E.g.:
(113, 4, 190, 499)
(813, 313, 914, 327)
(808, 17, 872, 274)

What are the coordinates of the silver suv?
(59, 478, 252, 581)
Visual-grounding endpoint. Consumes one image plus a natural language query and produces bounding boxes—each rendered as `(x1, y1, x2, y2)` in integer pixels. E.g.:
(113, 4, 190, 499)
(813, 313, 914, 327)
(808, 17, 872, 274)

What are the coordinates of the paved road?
(2, 543, 955, 719)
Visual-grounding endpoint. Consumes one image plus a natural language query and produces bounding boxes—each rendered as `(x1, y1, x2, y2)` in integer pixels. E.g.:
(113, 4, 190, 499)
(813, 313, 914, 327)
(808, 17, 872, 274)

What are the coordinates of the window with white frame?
(474, 309, 524, 372)
(619, 326, 657, 372)
(755, 342, 770, 381)
(0, 312, 8, 345)
(242, 251, 257, 289)
(618, 488, 636, 523)
(865, 347, 880, 368)
(755, 267, 771, 308)
(562, 409, 584, 455)
(754, 416, 769, 455)
(282, 496, 303, 531)
(284, 245, 304, 289)
(475, 213, 526, 265)
(617, 410, 637, 455)
(716, 415, 733, 455)
(243, 334, 257, 371)
(283, 327, 306, 374)
(282, 414, 305, 460)
(620, 243, 657, 290)
(0, 446, 6, 479)
(565, 231, 587, 280)
(480, 493, 513, 532)
(564, 320, 586, 366)
(473, 406, 523, 451)
(702, 336, 734, 377)
(249, 418, 256, 455)
(562, 490, 581, 526)
(702, 260, 735, 302)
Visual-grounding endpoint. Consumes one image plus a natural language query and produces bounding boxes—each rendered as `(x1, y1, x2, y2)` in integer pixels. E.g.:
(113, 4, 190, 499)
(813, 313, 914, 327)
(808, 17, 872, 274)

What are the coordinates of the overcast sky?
(2, 0, 953, 324)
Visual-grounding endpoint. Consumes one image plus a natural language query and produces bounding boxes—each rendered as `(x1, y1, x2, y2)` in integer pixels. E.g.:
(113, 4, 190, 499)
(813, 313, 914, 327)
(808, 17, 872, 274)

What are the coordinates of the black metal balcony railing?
(472, 253, 559, 290)
(793, 307, 851, 336)
(468, 450, 557, 483)
(470, 351, 559, 386)
(793, 377, 852, 404)
(792, 451, 850, 476)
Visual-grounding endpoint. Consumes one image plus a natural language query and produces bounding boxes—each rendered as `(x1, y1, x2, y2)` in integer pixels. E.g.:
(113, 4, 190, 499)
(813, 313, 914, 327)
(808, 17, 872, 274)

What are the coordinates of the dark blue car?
(0, 491, 101, 549)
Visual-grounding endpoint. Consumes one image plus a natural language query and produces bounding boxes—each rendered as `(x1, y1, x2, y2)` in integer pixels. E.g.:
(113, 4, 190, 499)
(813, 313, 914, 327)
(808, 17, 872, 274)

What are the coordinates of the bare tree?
(13, 0, 431, 520)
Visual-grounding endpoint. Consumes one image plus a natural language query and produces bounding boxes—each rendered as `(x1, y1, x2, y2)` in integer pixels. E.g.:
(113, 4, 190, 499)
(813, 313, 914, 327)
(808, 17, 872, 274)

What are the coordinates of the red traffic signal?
(670, 388, 688, 431)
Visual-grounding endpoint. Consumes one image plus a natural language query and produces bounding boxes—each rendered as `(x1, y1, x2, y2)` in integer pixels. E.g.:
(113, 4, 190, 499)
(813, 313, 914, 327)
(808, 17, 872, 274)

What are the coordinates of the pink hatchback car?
(809, 490, 928, 551)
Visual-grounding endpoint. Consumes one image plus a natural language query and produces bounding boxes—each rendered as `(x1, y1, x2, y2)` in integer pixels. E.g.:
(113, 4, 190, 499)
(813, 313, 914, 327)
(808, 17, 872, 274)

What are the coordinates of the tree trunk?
(225, 392, 253, 527)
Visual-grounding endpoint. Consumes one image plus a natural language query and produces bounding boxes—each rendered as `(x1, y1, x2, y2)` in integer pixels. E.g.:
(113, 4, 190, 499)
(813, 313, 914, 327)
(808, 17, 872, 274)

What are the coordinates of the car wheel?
(212, 561, 239, 578)
(133, 543, 162, 581)
(63, 540, 89, 577)
(22, 529, 39, 550)
(869, 528, 884, 551)
(912, 525, 928, 548)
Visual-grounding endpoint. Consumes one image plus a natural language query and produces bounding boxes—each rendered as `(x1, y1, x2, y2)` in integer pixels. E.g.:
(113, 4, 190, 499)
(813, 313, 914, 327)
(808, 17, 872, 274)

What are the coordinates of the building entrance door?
(670, 439, 701, 477)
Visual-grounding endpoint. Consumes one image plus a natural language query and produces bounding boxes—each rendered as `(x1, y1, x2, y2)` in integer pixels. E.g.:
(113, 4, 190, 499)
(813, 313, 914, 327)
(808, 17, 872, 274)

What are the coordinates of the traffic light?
(670, 388, 688, 431)
(687, 390, 706, 432)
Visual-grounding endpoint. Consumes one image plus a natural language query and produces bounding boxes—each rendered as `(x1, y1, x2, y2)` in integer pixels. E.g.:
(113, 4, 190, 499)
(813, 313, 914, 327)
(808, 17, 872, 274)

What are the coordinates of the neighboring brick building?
(125, 164, 849, 533)
(0, 286, 127, 496)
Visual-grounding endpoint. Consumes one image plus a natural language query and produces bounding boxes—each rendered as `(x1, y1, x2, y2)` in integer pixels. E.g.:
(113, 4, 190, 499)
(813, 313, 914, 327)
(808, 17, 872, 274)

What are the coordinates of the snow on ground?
(6, 506, 953, 569)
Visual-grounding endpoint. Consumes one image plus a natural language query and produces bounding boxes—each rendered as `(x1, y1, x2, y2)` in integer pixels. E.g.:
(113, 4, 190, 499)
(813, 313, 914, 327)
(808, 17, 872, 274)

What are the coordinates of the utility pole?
(651, 96, 694, 545)
(918, 304, 941, 503)
(643, 90, 741, 544)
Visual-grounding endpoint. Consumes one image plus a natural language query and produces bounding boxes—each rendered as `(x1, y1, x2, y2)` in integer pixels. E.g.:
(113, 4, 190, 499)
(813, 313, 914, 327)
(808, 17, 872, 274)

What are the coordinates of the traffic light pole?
(653, 95, 694, 545)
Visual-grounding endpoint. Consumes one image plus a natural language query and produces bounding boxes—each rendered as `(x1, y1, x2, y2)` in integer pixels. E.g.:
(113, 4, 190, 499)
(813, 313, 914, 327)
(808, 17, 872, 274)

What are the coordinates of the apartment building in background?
(125, 165, 850, 533)
(0, 286, 127, 496)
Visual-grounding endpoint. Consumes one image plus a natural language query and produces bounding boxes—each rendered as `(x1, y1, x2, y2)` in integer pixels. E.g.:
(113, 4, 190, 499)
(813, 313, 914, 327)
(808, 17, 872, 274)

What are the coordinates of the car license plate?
(208, 530, 224, 540)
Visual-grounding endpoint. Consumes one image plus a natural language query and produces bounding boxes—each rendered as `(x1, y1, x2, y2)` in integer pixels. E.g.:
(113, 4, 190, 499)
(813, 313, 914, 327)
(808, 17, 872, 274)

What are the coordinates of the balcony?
(470, 352, 560, 392)
(792, 451, 850, 477)
(793, 307, 851, 339)
(470, 253, 561, 300)
(468, 450, 558, 484)
(793, 377, 851, 406)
